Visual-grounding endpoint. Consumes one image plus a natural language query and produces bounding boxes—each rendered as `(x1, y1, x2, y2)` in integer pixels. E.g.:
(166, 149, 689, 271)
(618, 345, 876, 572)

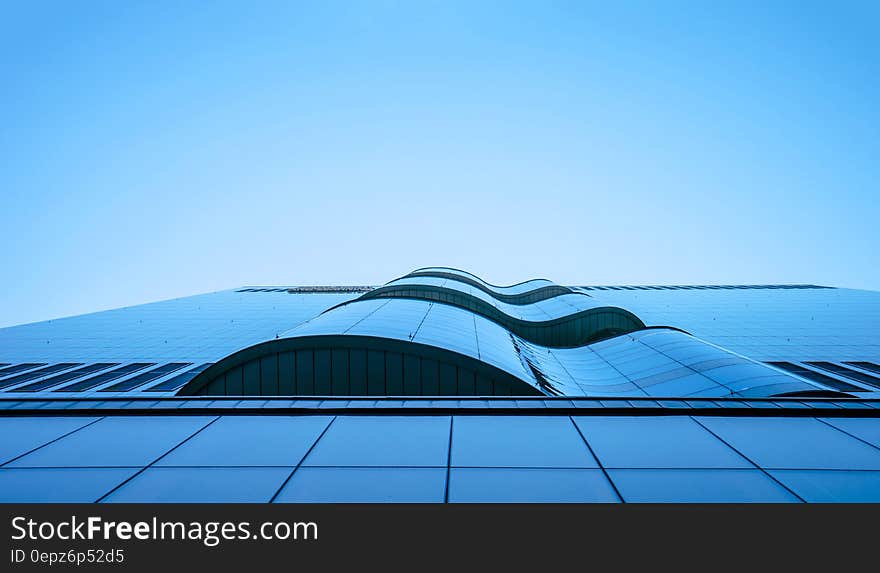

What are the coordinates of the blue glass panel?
(697, 417, 880, 470)
(448, 468, 618, 502)
(573, 416, 751, 468)
(276, 467, 446, 503)
(103, 467, 290, 503)
(472, 317, 535, 383)
(608, 469, 800, 502)
(0, 290, 354, 372)
(702, 363, 784, 384)
(344, 298, 425, 341)
(590, 286, 878, 365)
(408, 268, 554, 296)
(451, 416, 597, 468)
(287, 299, 387, 337)
(411, 303, 481, 358)
(0, 468, 137, 503)
(820, 418, 880, 449)
(768, 470, 880, 502)
(642, 373, 720, 397)
(0, 417, 99, 465)
(7, 416, 215, 467)
(155, 416, 331, 467)
(2, 281, 877, 402)
(303, 416, 450, 467)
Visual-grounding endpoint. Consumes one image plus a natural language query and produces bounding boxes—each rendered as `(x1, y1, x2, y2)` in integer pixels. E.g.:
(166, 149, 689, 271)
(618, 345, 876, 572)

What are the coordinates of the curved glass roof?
(356, 276, 642, 347)
(378, 277, 588, 320)
(406, 267, 572, 303)
(284, 298, 535, 383)
(1, 268, 876, 404)
(179, 296, 825, 399)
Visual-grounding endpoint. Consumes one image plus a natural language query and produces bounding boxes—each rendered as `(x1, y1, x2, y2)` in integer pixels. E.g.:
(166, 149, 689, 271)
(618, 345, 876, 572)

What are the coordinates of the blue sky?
(1, 1, 878, 327)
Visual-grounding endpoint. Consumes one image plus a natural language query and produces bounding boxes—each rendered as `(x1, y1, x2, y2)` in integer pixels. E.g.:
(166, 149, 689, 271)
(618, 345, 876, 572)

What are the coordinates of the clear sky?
(1, 1, 878, 327)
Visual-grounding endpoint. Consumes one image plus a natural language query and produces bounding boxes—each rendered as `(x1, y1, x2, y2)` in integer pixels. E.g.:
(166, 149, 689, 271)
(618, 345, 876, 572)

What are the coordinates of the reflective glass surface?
(0, 414, 877, 502)
(303, 416, 450, 467)
(590, 286, 880, 363)
(156, 416, 331, 466)
(768, 470, 880, 502)
(696, 417, 880, 470)
(0, 468, 138, 503)
(820, 418, 880, 448)
(104, 467, 291, 503)
(377, 276, 608, 322)
(451, 416, 597, 468)
(276, 467, 446, 503)
(1, 282, 868, 399)
(0, 272, 879, 503)
(408, 267, 556, 297)
(0, 290, 353, 365)
(0, 416, 99, 464)
(448, 468, 618, 503)
(608, 469, 800, 502)
(573, 416, 751, 468)
(7, 416, 215, 467)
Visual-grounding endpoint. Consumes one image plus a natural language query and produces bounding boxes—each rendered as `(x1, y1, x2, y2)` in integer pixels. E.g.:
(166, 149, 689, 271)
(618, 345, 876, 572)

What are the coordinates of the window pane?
(697, 417, 880, 470)
(820, 418, 880, 449)
(276, 467, 446, 503)
(156, 416, 332, 467)
(7, 416, 215, 468)
(608, 469, 800, 502)
(768, 470, 880, 503)
(451, 416, 597, 468)
(103, 467, 290, 503)
(449, 468, 618, 503)
(0, 468, 137, 503)
(303, 416, 450, 467)
(0, 417, 99, 465)
(573, 416, 750, 468)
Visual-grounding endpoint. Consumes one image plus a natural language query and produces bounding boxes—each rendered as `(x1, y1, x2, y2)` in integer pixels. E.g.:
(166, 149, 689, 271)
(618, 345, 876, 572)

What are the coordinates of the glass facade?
(357, 274, 645, 346)
(1, 267, 879, 502)
(1, 414, 879, 503)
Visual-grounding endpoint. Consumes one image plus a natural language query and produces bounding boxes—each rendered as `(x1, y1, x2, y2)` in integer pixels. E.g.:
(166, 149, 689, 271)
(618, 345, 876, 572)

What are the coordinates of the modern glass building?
(2, 267, 880, 503)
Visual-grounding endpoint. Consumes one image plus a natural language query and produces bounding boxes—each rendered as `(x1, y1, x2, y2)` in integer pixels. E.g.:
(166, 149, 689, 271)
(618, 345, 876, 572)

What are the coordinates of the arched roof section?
(177, 296, 830, 400)
(177, 334, 546, 397)
(405, 266, 573, 304)
(346, 277, 645, 347)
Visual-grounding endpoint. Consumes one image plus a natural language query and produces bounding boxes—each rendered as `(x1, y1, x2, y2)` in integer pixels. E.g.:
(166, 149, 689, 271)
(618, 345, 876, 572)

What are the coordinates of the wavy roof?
(178, 269, 828, 399)
(407, 266, 571, 303)
(356, 275, 643, 347)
